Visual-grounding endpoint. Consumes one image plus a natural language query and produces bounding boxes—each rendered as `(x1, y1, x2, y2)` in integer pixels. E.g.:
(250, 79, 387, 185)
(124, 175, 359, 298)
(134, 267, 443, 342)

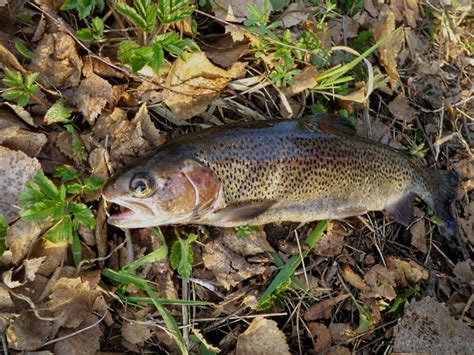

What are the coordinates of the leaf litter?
(0, 0, 473, 353)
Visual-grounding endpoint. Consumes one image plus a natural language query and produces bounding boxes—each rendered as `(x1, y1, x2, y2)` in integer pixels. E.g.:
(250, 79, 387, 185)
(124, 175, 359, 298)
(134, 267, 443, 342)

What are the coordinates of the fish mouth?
(104, 197, 159, 228)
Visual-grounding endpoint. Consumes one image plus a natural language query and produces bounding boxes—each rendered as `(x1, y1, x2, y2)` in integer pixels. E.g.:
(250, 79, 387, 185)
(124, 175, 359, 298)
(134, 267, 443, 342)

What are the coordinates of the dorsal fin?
(302, 113, 356, 137)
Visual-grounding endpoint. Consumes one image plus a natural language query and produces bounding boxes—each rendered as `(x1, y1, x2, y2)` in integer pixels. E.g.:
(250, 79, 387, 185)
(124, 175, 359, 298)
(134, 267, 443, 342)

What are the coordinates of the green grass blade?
(258, 220, 327, 308)
(126, 296, 214, 306)
(123, 239, 168, 271)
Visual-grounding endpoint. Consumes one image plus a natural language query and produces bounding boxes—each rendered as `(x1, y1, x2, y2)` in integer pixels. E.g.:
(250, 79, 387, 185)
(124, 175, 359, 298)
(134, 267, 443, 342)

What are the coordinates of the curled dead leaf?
(163, 52, 246, 119)
(202, 239, 267, 290)
(236, 317, 290, 355)
(388, 94, 417, 123)
(362, 264, 397, 301)
(6, 310, 53, 351)
(386, 256, 428, 288)
(304, 294, 350, 321)
(29, 32, 82, 89)
(202, 33, 249, 68)
(73, 73, 114, 124)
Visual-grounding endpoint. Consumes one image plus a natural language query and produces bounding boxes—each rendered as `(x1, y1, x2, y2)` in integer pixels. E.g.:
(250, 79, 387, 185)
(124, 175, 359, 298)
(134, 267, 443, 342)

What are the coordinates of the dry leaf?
(86, 104, 165, 169)
(364, 0, 379, 17)
(202, 239, 267, 290)
(163, 52, 246, 119)
(390, 0, 420, 28)
(214, 0, 271, 23)
(410, 218, 427, 254)
(281, 3, 307, 28)
(203, 33, 249, 68)
(308, 322, 332, 352)
(121, 320, 152, 344)
(342, 264, 369, 292)
(373, 11, 402, 90)
(386, 256, 429, 288)
(54, 314, 102, 355)
(221, 228, 273, 255)
(304, 294, 350, 321)
(46, 276, 101, 329)
(314, 221, 346, 257)
(326, 345, 351, 355)
(0, 109, 46, 156)
(453, 260, 473, 285)
(6, 310, 53, 351)
(393, 297, 474, 353)
(328, 323, 355, 344)
(73, 73, 113, 124)
(29, 32, 82, 89)
(0, 146, 41, 223)
(0, 43, 26, 74)
(283, 65, 318, 97)
(236, 317, 290, 355)
(388, 94, 417, 123)
(28, 239, 68, 277)
(6, 219, 50, 264)
(362, 264, 397, 301)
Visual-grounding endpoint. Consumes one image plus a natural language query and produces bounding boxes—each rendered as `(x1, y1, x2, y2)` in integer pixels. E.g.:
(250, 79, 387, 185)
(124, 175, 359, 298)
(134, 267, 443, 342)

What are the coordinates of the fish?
(101, 114, 458, 235)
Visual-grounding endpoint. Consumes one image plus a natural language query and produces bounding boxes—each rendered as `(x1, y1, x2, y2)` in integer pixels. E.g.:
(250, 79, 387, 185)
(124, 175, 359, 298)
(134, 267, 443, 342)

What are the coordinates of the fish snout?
(102, 177, 124, 201)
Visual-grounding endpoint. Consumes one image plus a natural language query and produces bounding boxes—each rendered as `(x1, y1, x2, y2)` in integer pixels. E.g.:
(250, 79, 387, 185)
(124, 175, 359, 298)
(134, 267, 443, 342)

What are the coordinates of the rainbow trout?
(102, 114, 458, 235)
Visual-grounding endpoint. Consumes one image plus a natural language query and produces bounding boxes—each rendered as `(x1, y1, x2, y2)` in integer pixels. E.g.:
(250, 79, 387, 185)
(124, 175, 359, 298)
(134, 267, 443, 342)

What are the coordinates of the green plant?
(61, 0, 105, 19)
(44, 100, 74, 125)
(115, 0, 199, 74)
(18, 168, 104, 244)
(258, 220, 327, 309)
(0, 214, 7, 257)
(388, 285, 420, 315)
(2, 68, 39, 107)
(76, 17, 105, 41)
(14, 41, 35, 60)
(234, 225, 259, 238)
(170, 233, 197, 281)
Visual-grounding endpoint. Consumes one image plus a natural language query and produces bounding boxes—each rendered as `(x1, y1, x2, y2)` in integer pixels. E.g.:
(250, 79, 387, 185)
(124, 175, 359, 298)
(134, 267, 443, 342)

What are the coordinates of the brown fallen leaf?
(221, 228, 274, 256)
(0, 43, 26, 73)
(6, 219, 50, 264)
(304, 294, 350, 321)
(308, 322, 332, 352)
(390, 0, 421, 28)
(28, 239, 68, 277)
(328, 323, 355, 345)
(342, 264, 369, 292)
(388, 94, 417, 123)
(202, 33, 249, 68)
(202, 239, 267, 290)
(364, 0, 379, 17)
(0, 146, 41, 223)
(283, 65, 318, 97)
(236, 317, 290, 355)
(29, 32, 82, 89)
(163, 52, 246, 119)
(54, 314, 103, 355)
(121, 320, 152, 344)
(85, 104, 165, 169)
(214, 0, 270, 23)
(46, 276, 102, 329)
(453, 260, 473, 285)
(325, 345, 351, 355)
(410, 210, 428, 254)
(362, 264, 397, 301)
(72, 73, 114, 124)
(6, 310, 53, 351)
(314, 221, 347, 257)
(373, 11, 402, 90)
(386, 256, 429, 288)
(393, 297, 474, 353)
(0, 109, 46, 156)
(281, 3, 307, 28)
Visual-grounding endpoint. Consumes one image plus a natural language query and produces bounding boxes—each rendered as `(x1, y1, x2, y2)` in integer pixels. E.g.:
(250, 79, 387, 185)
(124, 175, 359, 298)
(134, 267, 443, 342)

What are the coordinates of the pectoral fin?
(211, 200, 275, 224)
(384, 193, 414, 226)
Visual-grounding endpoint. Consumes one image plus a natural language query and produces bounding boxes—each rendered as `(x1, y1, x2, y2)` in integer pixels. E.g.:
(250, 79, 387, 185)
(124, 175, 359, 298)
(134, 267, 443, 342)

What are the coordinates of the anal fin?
(384, 193, 414, 226)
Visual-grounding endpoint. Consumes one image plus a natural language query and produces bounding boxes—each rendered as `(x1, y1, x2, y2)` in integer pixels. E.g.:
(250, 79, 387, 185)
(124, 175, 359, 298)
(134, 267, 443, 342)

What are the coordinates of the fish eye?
(130, 174, 155, 197)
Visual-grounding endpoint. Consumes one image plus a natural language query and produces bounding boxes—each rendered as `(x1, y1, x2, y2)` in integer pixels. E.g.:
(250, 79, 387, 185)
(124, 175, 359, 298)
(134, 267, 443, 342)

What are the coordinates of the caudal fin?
(429, 170, 458, 236)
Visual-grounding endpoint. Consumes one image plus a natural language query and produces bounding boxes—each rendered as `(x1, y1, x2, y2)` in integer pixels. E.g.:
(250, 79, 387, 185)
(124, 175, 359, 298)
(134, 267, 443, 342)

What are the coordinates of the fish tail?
(426, 169, 459, 236)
